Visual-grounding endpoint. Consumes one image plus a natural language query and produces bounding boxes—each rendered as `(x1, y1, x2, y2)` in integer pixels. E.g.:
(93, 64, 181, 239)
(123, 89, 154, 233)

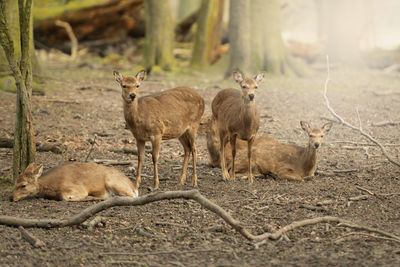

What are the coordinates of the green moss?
(0, 75, 50, 95)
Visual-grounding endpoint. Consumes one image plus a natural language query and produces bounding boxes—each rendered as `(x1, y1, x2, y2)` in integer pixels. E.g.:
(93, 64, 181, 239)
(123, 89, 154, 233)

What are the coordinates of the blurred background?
(1, 0, 400, 92)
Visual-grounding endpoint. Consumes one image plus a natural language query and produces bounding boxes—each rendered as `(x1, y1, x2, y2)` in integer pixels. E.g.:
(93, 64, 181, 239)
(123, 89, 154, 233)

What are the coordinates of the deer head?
(12, 163, 43, 201)
(113, 70, 146, 104)
(233, 71, 265, 103)
(300, 121, 332, 149)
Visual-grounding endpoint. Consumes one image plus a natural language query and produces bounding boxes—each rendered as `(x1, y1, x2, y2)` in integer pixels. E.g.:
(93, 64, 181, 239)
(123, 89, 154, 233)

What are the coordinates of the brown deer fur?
(114, 70, 205, 189)
(205, 121, 332, 181)
(12, 162, 138, 201)
(211, 71, 264, 183)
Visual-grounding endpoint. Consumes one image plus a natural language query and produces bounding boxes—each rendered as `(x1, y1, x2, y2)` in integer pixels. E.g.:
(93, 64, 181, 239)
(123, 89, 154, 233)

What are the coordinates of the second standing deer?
(211, 71, 265, 183)
(114, 70, 205, 189)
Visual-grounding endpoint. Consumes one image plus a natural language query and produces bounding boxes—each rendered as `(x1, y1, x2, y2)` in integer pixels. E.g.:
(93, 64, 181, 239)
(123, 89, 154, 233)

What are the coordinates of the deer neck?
(301, 144, 317, 175)
(240, 100, 258, 125)
(123, 99, 140, 126)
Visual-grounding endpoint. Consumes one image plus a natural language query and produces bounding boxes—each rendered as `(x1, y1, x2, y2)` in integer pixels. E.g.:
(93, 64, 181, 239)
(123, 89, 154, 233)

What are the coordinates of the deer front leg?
(219, 133, 229, 180)
(151, 136, 161, 189)
(178, 134, 190, 185)
(247, 137, 255, 183)
(135, 140, 145, 189)
(229, 135, 237, 180)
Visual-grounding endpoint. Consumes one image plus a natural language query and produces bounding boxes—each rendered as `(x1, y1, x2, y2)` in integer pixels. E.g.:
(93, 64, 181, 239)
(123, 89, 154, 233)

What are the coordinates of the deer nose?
(129, 93, 136, 100)
(314, 143, 320, 149)
(248, 94, 255, 101)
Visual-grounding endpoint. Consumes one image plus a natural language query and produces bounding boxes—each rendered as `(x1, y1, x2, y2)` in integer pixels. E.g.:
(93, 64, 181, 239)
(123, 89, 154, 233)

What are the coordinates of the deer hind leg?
(178, 133, 191, 185)
(135, 140, 145, 189)
(229, 135, 237, 180)
(186, 128, 198, 186)
(219, 133, 229, 180)
(151, 136, 162, 189)
(61, 187, 92, 201)
(106, 177, 137, 198)
(247, 137, 255, 183)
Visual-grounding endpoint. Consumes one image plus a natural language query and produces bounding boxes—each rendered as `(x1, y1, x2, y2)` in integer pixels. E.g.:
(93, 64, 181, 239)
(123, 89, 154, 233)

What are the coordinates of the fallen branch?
(18, 226, 45, 247)
(55, 20, 78, 59)
(323, 55, 400, 168)
(0, 138, 63, 154)
(93, 159, 132, 166)
(1, 190, 399, 245)
(371, 121, 400, 127)
(356, 186, 400, 198)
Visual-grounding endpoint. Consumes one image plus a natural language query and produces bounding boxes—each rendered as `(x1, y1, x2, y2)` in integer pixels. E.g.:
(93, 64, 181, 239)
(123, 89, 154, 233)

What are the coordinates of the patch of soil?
(0, 64, 399, 266)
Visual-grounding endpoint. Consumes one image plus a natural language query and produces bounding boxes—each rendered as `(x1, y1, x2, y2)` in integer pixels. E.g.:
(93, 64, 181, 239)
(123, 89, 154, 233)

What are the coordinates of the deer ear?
(233, 71, 244, 84)
(136, 70, 146, 81)
(300, 121, 311, 133)
(254, 72, 265, 83)
(322, 122, 332, 133)
(113, 70, 123, 83)
(25, 162, 35, 173)
(33, 164, 43, 181)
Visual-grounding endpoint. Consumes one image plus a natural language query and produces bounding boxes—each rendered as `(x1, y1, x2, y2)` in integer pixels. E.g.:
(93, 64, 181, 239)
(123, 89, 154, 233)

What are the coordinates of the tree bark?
(226, 0, 250, 76)
(143, 0, 174, 72)
(0, 0, 36, 181)
(191, 0, 224, 69)
(254, 0, 308, 76)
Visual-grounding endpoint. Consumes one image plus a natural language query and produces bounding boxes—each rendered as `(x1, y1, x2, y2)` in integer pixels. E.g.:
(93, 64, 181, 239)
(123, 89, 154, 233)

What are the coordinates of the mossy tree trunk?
(252, 0, 308, 76)
(226, 0, 250, 76)
(177, 0, 200, 19)
(0, 0, 36, 181)
(190, 0, 224, 69)
(143, 0, 174, 72)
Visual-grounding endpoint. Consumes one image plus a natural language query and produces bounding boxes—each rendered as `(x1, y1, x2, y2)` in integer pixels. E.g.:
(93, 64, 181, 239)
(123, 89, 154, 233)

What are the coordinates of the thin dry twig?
(323, 55, 400, 168)
(1, 190, 399, 246)
(335, 232, 400, 244)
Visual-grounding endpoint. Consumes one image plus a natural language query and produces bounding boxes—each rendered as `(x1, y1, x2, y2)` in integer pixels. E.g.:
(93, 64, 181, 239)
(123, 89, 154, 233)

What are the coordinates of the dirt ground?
(0, 60, 399, 266)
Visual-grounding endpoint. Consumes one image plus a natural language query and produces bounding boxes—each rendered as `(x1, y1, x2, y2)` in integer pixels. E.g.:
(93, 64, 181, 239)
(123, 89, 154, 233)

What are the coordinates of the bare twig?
(348, 195, 369, 201)
(84, 135, 97, 162)
(18, 226, 45, 247)
(92, 159, 132, 166)
(323, 55, 400, 168)
(55, 20, 78, 59)
(372, 121, 400, 127)
(335, 232, 400, 244)
(1, 190, 399, 245)
(356, 186, 400, 197)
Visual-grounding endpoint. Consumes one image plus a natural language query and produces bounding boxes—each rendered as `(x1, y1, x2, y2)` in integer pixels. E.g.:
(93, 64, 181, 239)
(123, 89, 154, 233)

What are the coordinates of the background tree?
(190, 0, 224, 69)
(177, 0, 199, 20)
(0, 0, 36, 180)
(227, 0, 307, 76)
(143, 0, 174, 72)
(0, 0, 40, 91)
(226, 0, 250, 76)
(316, 0, 369, 63)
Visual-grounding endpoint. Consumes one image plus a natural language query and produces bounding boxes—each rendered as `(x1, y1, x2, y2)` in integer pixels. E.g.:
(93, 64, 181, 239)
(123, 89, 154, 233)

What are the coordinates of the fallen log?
(34, 0, 145, 47)
(0, 138, 63, 154)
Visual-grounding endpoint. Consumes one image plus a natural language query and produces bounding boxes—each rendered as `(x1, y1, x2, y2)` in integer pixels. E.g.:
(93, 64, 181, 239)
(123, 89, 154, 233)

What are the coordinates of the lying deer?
(206, 121, 332, 181)
(114, 70, 205, 189)
(12, 162, 138, 201)
(211, 71, 264, 183)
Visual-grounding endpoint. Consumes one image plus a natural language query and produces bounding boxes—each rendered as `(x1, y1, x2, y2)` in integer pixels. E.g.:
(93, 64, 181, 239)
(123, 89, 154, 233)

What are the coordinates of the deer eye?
(309, 134, 313, 138)
(242, 85, 247, 89)
(122, 85, 127, 89)
(136, 84, 140, 88)
(255, 86, 258, 89)
(20, 185, 26, 189)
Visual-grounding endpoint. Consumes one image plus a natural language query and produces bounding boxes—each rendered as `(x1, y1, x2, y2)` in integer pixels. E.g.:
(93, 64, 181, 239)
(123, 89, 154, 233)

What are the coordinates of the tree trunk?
(316, 0, 366, 63)
(177, 0, 199, 19)
(143, 0, 174, 72)
(0, 0, 36, 181)
(250, 0, 308, 76)
(226, 0, 250, 76)
(190, 0, 224, 69)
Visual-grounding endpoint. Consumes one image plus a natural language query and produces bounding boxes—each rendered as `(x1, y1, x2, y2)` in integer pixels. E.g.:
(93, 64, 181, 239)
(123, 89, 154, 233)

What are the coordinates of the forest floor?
(0, 58, 399, 266)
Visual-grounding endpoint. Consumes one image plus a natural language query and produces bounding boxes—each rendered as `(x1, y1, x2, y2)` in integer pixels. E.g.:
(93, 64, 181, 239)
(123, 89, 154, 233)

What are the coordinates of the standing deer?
(113, 70, 205, 189)
(211, 71, 265, 183)
(12, 162, 138, 201)
(227, 121, 333, 181)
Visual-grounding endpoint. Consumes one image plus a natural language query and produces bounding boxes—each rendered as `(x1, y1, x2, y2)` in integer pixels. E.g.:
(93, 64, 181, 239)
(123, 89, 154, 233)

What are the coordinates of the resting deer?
(226, 121, 333, 181)
(12, 162, 138, 201)
(211, 71, 265, 183)
(113, 70, 205, 189)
